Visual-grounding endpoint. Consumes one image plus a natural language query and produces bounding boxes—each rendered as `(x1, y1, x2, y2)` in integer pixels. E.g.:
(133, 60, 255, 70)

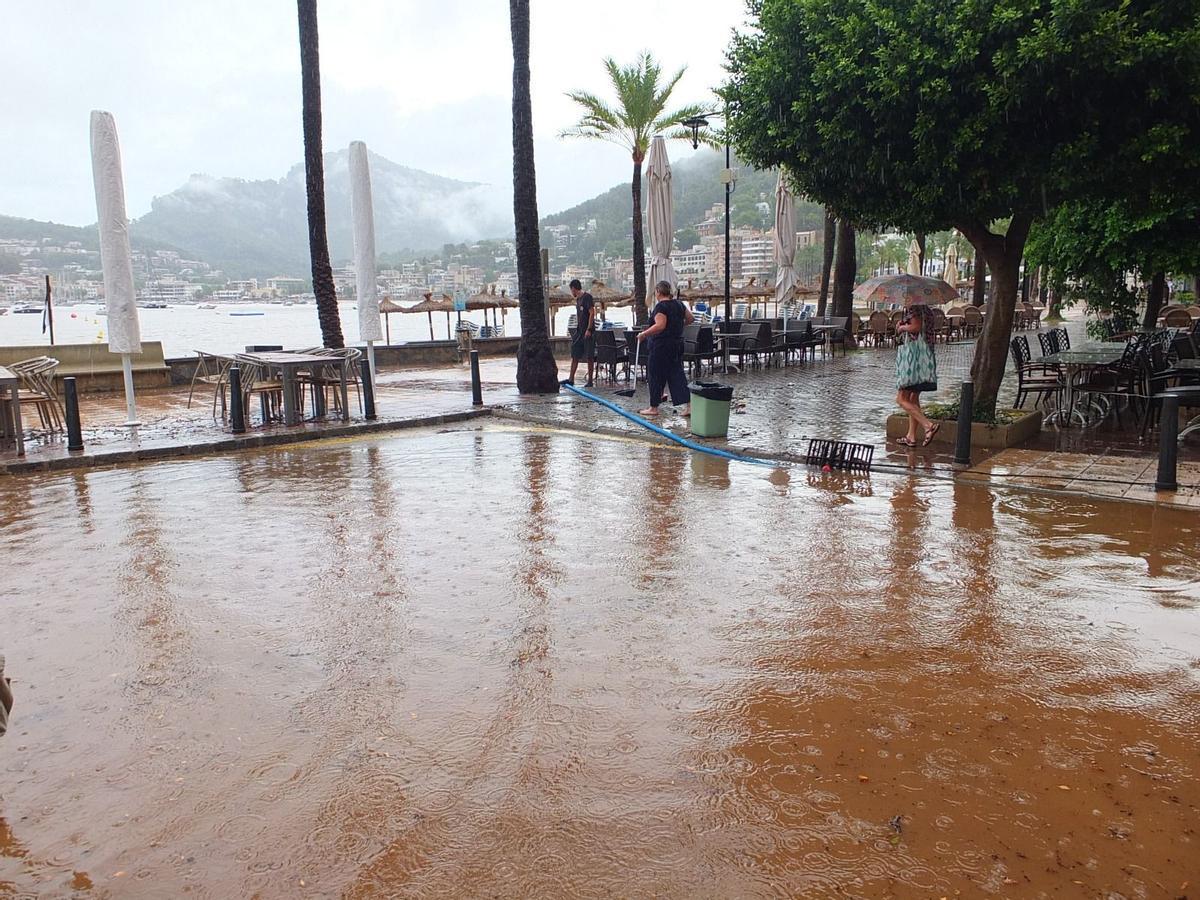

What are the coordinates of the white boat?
(0, 307, 8, 316)
(11, 303, 41, 314)
(198, 303, 216, 310)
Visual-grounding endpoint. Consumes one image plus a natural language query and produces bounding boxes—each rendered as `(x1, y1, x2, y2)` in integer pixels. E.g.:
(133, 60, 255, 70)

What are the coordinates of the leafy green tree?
(562, 53, 710, 323)
(725, 0, 1200, 414)
(1027, 196, 1200, 331)
(510, 0, 559, 392)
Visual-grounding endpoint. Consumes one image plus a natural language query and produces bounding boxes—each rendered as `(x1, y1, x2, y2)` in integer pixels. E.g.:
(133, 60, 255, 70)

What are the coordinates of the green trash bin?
(689, 382, 734, 438)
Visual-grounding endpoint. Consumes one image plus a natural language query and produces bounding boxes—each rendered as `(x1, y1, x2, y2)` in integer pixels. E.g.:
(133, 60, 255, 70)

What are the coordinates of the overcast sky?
(1, 0, 749, 226)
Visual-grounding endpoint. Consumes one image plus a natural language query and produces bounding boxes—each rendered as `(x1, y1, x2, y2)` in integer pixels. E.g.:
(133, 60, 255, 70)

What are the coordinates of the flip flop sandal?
(896, 437, 917, 447)
(922, 422, 941, 446)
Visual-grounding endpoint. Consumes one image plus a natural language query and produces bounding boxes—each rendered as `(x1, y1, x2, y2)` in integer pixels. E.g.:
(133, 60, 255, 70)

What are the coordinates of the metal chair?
(594, 330, 628, 383)
(9, 356, 64, 432)
(1009, 336, 1062, 410)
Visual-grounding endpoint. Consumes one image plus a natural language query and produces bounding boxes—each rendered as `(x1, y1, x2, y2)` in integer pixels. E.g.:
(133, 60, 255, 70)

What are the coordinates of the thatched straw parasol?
(733, 277, 775, 317)
(546, 284, 575, 308)
(379, 295, 405, 344)
(677, 279, 724, 303)
(587, 280, 632, 308)
(467, 284, 519, 330)
(402, 291, 455, 341)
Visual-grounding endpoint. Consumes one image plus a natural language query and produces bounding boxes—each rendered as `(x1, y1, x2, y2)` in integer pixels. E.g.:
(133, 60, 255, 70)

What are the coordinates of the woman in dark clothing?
(637, 280, 693, 417)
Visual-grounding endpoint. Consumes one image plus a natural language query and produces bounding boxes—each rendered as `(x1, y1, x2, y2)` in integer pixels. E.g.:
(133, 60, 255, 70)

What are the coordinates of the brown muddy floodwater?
(1, 424, 1198, 898)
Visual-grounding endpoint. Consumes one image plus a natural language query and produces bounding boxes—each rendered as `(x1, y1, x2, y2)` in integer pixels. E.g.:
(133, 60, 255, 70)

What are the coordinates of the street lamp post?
(683, 112, 738, 374)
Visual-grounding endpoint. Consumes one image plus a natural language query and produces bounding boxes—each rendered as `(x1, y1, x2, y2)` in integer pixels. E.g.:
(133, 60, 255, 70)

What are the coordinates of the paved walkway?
(4, 317, 1197, 509)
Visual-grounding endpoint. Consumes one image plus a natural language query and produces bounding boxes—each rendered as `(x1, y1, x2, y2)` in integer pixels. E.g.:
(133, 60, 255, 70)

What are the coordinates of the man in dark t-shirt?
(563, 278, 596, 387)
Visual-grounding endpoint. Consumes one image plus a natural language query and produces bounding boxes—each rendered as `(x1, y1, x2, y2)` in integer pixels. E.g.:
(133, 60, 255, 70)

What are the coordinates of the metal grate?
(805, 438, 875, 472)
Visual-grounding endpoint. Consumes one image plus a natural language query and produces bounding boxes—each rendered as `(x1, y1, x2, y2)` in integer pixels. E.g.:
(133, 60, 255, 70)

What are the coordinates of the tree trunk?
(631, 157, 647, 324)
(297, 0, 343, 349)
(915, 232, 926, 275)
(961, 215, 1033, 417)
(831, 218, 856, 318)
(509, 0, 558, 393)
(817, 208, 835, 316)
(1020, 264, 1030, 303)
(1037, 266, 1048, 306)
(1142, 270, 1167, 329)
(971, 252, 987, 307)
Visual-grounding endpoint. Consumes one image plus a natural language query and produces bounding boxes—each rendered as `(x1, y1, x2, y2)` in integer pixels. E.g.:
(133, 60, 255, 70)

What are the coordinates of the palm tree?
(509, 0, 559, 393)
(562, 53, 709, 324)
(297, 0, 343, 348)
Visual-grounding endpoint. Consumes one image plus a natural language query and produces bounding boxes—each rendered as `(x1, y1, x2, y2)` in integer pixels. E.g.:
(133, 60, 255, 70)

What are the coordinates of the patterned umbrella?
(853, 273, 959, 308)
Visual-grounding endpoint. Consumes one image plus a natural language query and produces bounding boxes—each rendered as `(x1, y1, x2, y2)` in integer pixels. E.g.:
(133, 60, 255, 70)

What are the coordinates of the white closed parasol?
(943, 240, 960, 289)
(645, 135, 677, 297)
(773, 170, 799, 327)
(349, 141, 383, 387)
(906, 238, 922, 277)
(90, 110, 142, 426)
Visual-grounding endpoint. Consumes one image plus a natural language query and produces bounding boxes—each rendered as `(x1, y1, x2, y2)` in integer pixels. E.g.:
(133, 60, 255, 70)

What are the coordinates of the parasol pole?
(427, 311, 433, 341)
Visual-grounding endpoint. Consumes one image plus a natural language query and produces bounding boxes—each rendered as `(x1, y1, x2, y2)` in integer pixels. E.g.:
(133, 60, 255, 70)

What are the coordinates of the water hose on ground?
(558, 386, 1188, 489)
(562, 383, 775, 466)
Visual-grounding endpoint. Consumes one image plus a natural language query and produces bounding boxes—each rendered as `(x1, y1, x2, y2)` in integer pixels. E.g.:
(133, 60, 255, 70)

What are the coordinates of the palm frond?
(652, 103, 716, 134)
(563, 52, 709, 159)
(558, 126, 635, 150)
(648, 65, 687, 123)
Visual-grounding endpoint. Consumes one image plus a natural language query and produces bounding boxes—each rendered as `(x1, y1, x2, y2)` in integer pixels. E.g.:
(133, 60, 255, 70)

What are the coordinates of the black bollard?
(360, 358, 377, 420)
(470, 350, 483, 406)
(954, 381, 974, 466)
(229, 366, 246, 434)
(63, 376, 84, 451)
(1155, 394, 1179, 491)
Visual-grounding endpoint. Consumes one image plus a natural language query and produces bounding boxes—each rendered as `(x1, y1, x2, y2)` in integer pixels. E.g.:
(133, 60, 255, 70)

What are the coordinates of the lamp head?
(681, 114, 710, 150)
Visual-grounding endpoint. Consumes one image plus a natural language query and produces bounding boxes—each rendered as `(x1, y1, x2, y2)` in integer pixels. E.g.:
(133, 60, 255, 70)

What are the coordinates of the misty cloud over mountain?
(130, 149, 511, 277)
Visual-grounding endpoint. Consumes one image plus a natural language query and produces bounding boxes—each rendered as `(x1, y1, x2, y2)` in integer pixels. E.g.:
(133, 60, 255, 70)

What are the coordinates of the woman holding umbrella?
(894, 303, 940, 446)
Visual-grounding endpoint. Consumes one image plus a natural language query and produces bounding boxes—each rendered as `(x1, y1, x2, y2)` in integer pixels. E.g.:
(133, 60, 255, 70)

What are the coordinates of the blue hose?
(562, 383, 775, 466)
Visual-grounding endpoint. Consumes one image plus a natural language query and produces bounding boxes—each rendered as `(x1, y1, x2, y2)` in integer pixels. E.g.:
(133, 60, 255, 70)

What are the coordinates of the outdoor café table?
(1041, 342, 1128, 427)
(240, 351, 350, 427)
(0, 366, 24, 456)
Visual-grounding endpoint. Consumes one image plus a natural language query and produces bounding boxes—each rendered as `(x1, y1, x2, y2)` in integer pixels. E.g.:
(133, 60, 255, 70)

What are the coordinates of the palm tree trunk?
(509, 0, 559, 393)
(831, 218, 855, 317)
(297, 0, 343, 349)
(631, 156, 647, 325)
(915, 232, 926, 275)
(817, 208, 835, 316)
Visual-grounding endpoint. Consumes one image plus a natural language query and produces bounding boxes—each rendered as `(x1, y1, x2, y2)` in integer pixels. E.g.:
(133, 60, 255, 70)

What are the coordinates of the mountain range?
(0, 148, 826, 278)
(132, 150, 510, 276)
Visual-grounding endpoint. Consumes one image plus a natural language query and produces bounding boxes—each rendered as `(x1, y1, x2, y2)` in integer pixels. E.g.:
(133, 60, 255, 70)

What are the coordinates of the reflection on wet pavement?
(1, 425, 1197, 897)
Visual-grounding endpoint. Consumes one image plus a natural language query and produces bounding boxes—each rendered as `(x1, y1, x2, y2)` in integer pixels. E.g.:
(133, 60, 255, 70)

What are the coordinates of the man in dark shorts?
(563, 278, 596, 387)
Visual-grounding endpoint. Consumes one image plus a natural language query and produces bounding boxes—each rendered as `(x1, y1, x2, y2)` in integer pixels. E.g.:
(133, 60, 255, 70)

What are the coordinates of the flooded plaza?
(1, 424, 1198, 898)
